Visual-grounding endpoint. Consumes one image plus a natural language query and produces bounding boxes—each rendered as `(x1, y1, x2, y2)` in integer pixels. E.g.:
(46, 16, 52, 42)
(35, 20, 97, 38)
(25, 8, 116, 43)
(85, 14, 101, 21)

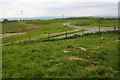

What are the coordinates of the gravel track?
(53, 22, 119, 38)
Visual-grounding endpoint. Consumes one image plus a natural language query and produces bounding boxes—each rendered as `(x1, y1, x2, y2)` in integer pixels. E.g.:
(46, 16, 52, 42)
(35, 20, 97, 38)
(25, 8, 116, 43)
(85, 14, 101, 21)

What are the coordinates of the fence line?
(114, 26, 116, 31)
(7, 28, 118, 45)
(10, 35, 13, 44)
(48, 33, 50, 41)
(28, 34, 31, 42)
(65, 30, 67, 38)
(82, 28, 84, 35)
(98, 26, 101, 32)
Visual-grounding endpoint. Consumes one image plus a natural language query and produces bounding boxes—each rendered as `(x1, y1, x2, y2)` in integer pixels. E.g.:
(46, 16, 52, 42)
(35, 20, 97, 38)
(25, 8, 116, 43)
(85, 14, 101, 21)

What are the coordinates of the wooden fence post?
(114, 25, 116, 31)
(29, 34, 31, 42)
(65, 30, 67, 38)
(11, 36, 13, 44)
(48, 33, 50, 41)
(82, 28, 84, 35)
(98, 26, 100, 32)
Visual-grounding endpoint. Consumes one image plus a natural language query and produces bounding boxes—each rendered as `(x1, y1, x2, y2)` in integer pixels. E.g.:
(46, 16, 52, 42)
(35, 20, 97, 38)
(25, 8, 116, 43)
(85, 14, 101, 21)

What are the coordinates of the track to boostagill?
(53, 22, 119, 38)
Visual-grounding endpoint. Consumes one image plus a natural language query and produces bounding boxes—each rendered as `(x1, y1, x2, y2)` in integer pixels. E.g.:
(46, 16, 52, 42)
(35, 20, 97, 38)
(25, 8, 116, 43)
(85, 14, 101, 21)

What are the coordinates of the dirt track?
(53, 22, 119, 38)
(1, 22, 119, 38)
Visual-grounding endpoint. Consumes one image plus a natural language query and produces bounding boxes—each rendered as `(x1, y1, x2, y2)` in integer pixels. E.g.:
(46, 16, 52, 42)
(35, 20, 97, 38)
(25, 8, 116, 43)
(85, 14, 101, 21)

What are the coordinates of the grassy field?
(3, 17, 118, 33)
(70, 17, 118, 29)
(2, 19, 80, 34)
(2, 31, 119, 78)
(2, 17, 119, 78)
(2, 17, 118, 44)
(2, 22, 30, 33)
(2, 19, 82, 44)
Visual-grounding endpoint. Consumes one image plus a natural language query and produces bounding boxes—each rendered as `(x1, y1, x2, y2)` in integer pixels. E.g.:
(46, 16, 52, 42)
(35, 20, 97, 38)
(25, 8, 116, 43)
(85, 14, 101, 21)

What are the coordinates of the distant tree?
(3, 19, 8, 23)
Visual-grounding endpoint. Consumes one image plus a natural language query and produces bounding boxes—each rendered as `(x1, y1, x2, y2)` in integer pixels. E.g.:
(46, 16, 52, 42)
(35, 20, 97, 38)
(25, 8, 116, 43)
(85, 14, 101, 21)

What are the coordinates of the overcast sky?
(0, 0, 119, 18)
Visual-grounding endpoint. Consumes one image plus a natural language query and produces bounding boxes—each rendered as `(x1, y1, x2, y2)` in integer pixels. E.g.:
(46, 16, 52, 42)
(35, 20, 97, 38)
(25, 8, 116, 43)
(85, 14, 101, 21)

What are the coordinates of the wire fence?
(2, 26, 119, 45)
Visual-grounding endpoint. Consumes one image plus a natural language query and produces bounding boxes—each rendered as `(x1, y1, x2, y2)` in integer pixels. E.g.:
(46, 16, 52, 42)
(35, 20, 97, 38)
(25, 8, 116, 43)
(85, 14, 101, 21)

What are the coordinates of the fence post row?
(29, 34, 31, 42)
(114, 26, 116, 31)
(48, 33, 50, 40)
(82, 27, 84, 35)
(98, 26, 100, 32)
(65, 30, 67, 38)
(11, 35, 13, 44)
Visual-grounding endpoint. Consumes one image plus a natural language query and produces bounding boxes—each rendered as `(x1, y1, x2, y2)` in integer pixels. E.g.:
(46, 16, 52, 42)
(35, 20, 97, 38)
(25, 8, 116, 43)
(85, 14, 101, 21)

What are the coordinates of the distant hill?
(0, 15, 118, 21)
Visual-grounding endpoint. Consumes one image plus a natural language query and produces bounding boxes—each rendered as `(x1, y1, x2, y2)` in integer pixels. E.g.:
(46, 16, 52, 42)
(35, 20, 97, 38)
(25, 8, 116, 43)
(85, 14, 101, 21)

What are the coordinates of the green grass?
(2, 17, 118, 34)
(2, 19, 82, 44)
(2, 31, 119, 78)
(2, 17, 119, 78)
(2, 22, 29, 33)
(71, 18, 118, 29)
(3, 17, 118, 44)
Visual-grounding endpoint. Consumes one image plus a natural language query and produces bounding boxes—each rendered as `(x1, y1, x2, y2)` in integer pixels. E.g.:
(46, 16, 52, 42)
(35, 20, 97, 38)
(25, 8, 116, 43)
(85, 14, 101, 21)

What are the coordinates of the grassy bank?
(2, 31, 119, 78)
(2, 19, 82, 44)
(2, 17, 118, 44)
(2, 17, 119, 78)
(70, 17, 118, 29)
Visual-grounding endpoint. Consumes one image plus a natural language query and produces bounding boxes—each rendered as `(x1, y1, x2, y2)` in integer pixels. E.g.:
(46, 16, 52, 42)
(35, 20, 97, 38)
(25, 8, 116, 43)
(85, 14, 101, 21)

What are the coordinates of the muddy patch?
(69, 56, 87, 62)
(1, 24, 42, 38)
(90, 50, 97, 52)
(15, 24, 41, 32)
(85, 65, 98, 71)
(74, 47, 87, 51)
(86, 56, 94, 60)
(0, 32, 26, 38)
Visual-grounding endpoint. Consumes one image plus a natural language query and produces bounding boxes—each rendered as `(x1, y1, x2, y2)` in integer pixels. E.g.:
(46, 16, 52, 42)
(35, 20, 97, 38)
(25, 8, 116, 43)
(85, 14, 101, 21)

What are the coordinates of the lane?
(53, 22, 119, 38)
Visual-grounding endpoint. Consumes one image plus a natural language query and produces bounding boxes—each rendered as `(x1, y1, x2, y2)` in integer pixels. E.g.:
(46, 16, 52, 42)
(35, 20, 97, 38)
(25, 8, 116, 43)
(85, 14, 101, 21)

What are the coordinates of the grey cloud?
(0, 0, 118, 17)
